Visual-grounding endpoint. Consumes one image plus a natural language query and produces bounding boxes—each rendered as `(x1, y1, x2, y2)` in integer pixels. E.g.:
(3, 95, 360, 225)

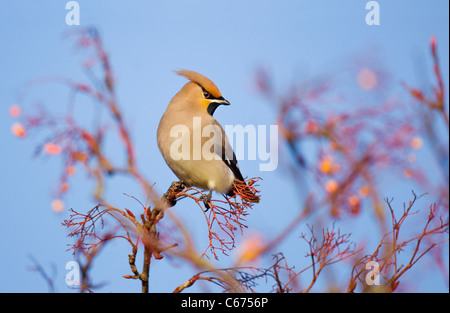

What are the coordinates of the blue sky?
(0, 1, 448, 292)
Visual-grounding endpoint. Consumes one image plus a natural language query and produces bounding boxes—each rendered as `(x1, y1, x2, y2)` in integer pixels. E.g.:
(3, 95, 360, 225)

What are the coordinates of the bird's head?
(175, 69, 230, 116)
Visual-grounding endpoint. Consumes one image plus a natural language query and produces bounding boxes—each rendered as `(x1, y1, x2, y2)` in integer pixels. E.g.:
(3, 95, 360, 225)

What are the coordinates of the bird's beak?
(214, 98, 230, 106)
(207, 98, 230, 115)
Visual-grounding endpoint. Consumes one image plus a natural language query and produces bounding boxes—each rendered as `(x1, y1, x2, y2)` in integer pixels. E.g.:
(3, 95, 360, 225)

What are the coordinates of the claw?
(201, 190, 212, 212)
(163, 181, 186, 207)
(171, 180, 186, 192)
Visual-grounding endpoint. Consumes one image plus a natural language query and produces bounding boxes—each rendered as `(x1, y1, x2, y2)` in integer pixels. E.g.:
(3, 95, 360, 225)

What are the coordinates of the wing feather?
(210, 120, 245, 182)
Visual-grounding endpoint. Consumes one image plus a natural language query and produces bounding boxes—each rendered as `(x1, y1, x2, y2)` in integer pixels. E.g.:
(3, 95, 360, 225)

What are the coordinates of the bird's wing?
(222, 145, 245, 182)
(210, 120, 245, 182)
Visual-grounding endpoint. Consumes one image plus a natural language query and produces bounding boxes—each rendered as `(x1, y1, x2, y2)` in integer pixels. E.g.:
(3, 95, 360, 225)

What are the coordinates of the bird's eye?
(202, 89, 212, 99)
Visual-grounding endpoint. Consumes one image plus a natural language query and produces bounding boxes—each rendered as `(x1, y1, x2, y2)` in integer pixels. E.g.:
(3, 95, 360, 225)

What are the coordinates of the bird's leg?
(163, 181, 186, 207)
(171, 180, 186, 192)
(201, 189, 212, 212)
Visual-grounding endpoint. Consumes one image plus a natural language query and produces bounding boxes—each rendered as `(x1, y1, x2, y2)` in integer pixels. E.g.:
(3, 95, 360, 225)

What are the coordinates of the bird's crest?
(175, 69, 223, 99)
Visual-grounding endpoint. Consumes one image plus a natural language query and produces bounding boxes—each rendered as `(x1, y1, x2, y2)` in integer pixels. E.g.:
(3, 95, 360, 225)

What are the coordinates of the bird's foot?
(171, 180, 186, 191)
(200, 190, 212, 212)
(163, 181, 186, 207)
